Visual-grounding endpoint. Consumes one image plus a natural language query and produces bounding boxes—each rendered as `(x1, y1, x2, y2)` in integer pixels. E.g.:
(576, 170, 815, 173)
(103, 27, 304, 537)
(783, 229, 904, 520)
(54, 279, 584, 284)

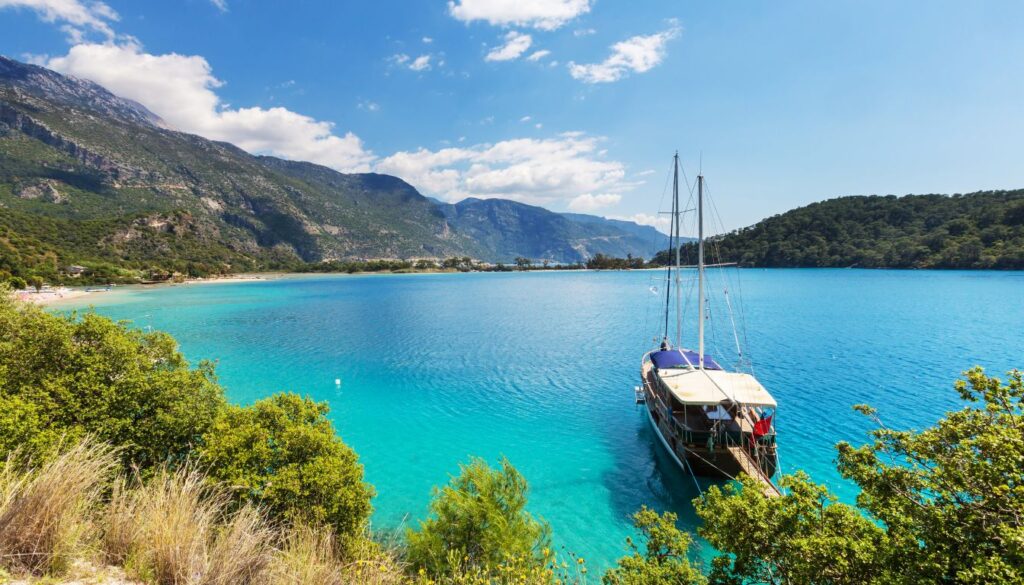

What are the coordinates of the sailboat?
(636, 153, 780, 496)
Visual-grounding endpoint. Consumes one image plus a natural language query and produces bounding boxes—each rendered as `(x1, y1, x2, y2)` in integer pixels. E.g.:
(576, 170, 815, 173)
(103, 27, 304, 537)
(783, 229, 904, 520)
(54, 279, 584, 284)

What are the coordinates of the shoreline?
(25, 265, 1022, 308)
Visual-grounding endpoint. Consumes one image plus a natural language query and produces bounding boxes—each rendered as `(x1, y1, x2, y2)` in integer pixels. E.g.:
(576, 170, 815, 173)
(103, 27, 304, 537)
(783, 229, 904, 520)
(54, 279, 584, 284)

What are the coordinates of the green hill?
(0, 55, 661, 284)
(654, 191, 1024, 269)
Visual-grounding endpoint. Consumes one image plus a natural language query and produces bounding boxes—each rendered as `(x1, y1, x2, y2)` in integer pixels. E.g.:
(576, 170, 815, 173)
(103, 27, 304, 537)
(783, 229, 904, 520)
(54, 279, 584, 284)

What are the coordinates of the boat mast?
(673, 153, 682, 347)
(662, 156, 677, 344)
(697, 173, 705, 369)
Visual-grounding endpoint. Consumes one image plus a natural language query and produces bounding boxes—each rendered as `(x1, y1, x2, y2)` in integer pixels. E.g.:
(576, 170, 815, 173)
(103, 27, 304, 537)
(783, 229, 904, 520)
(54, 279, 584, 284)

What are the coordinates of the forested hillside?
(0, 55, 661, 285)
(655, 190, 1024, 269)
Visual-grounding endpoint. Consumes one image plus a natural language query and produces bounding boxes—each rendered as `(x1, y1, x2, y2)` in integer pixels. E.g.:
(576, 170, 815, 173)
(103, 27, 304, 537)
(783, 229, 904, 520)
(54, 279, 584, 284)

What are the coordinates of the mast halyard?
(697, 173, 705, 369)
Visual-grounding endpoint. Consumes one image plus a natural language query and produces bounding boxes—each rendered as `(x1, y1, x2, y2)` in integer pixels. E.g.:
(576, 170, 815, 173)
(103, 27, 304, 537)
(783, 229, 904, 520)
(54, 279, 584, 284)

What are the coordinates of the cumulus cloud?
(485, 31, 532, 62)
(375, 133, 634, 208)
(209, 0, 228, 13)
(448, 0, 589, 31)
(568, 23, 680, 83)
(526, 49, 550, 62)
(0, 0, 118, 40)
(568, 193, 621, 212)
(46, 42, 375, 172)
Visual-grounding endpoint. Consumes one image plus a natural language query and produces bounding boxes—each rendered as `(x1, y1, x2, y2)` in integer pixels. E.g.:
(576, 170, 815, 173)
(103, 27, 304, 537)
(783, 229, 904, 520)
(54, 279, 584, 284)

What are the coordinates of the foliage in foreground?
(0, 293, 224, 469)
(406, 456, 553, 579)
(602, 507, 706, 585)
(0, 294, 373, 544)
(697, 367, 1024, 585)
(199, 393, 374, 542)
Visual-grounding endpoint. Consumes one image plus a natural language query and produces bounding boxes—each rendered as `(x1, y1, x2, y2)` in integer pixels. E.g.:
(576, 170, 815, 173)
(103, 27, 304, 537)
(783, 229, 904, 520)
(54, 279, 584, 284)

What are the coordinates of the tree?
(198, 393, 374, 542)
(0, 296, 224, 469)
(835, 367, 1024, 584)
(603, 507, 706, 585)
(26, 274, 43, 292)
(407, 456, 551, 578)
(7, 276, 26, 290)
(514, 257, 532, 270)
(696, 368, 1024, 585)
(697, 473, 889, 585)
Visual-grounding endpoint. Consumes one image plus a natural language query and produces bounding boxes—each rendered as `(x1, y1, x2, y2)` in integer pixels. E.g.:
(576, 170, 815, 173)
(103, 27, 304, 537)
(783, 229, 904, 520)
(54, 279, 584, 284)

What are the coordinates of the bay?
(57, 269, 1024, 569)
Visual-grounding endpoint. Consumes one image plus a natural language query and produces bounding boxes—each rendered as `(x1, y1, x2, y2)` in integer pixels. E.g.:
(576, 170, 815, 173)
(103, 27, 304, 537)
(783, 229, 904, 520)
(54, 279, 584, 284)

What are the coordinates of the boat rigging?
(636, 153, 781, 497)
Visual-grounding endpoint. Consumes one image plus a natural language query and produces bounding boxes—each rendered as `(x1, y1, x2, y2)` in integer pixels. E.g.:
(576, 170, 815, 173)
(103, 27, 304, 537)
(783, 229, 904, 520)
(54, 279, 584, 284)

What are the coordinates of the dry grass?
(272, 525, 407, 585)
(0, 441, 117, 576)
(0, 441, 413, 585)
(101, 465, 276, 585)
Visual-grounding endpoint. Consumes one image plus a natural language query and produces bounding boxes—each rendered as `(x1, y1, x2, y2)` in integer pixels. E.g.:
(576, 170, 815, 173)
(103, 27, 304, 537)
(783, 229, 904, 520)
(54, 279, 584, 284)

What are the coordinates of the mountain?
(0, 55, 661, 281)
(435, 198, 668, 263)
(653, 191, 1024, 269)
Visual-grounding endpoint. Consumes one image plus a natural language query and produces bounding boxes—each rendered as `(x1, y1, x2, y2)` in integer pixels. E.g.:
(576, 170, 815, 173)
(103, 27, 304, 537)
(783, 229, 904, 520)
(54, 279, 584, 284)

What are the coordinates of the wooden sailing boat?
(637, 153, 780, 496)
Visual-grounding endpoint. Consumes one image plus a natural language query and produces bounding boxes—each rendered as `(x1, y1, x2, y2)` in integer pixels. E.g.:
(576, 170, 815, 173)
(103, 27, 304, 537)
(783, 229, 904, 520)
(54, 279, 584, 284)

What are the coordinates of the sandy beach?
(12, 287, 93, 306)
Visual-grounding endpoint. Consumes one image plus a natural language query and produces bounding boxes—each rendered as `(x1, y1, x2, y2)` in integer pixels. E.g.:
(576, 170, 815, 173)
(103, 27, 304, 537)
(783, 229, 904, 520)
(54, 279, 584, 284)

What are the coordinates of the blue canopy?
(650, 349, 722, 370)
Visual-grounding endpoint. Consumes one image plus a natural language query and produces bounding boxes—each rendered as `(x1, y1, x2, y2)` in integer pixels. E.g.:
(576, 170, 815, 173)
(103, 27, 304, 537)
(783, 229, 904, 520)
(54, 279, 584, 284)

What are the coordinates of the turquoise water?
(58, 269, 1024, 568)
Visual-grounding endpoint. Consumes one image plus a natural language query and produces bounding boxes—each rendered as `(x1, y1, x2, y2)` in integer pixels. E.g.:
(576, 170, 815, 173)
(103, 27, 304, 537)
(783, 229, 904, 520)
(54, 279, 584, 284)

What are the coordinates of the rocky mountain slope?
(0, 55, 662, 281)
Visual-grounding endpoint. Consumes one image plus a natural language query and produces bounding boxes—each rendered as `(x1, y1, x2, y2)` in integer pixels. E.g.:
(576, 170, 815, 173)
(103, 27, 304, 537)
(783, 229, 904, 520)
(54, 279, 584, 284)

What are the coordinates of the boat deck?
(643, 365, 780, 498)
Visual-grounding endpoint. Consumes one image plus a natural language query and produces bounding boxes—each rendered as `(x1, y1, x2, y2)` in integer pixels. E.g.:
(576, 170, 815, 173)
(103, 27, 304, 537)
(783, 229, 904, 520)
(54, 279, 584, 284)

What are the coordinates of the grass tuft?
(0, 440, 117, 576)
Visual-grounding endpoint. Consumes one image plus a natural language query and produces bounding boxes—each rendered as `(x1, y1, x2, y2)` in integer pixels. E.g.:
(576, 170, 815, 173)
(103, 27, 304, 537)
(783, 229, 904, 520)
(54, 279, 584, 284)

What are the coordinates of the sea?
(56, 269, 1024, 569)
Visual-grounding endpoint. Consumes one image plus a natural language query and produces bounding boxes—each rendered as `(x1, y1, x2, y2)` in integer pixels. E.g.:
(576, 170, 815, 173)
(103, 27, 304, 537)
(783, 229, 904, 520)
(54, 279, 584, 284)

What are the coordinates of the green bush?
(198, 393, 374, 542)
(0, 296, 224, 469)
(603, 507, 706, 585)
(696, 368, 1024, 585)
(407, 456, 552, 579)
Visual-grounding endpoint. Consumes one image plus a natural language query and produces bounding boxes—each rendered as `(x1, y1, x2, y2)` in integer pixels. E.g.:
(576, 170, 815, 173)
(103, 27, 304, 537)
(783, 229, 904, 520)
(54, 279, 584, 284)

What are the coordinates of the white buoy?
(334, 378, 341, 385)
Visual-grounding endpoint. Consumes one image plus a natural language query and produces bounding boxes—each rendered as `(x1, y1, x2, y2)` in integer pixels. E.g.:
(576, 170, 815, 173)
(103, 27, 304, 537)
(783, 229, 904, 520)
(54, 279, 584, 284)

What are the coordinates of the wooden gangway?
(726, 444, 782, 497)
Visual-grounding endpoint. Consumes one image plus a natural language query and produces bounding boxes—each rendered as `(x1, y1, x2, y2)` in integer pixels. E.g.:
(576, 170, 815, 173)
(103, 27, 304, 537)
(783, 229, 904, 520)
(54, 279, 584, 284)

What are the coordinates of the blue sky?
(2, 0, 1023, 231)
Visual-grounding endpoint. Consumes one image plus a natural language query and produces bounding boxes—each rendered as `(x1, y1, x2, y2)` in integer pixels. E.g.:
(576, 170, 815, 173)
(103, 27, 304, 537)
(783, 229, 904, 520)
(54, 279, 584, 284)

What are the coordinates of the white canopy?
(657, 368, 777, 408)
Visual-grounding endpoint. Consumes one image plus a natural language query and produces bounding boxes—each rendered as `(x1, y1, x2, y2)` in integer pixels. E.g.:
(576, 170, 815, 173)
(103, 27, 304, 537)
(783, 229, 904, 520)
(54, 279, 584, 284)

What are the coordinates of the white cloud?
(573, 27, 596, 37)
(519, 115, 531, 122)
(568, 193, 621, 212)
(409, 54, 432, 71)
(358, 100, 380, 112)
(375, 133, 635, 208)
(526, 49, 550, 62)
(484, 31, 532, 62)
(448, 0, 589, 31)
(568, 23, 680, 83)
(0, 0, 118, 40)
(390, 53, 433, 72)
(534, 122, 542, 129)
(209, 0, 228, 13)
(20, 52, 49, 65)
(46, 42, 375, 172)
(422, 36, 433, 44)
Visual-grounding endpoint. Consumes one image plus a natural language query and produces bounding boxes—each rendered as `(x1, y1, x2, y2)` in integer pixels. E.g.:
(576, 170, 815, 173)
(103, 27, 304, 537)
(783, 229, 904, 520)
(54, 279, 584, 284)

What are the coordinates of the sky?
(1, 0, 1023, 232)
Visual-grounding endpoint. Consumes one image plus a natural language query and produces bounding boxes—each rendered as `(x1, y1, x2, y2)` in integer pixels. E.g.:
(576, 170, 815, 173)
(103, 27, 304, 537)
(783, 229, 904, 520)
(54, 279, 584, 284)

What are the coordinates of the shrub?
(603, 506, 705, 585)
(198, 393, 374, 542)
(406, 456, 551, 579)
(0, 296, 225, 470)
